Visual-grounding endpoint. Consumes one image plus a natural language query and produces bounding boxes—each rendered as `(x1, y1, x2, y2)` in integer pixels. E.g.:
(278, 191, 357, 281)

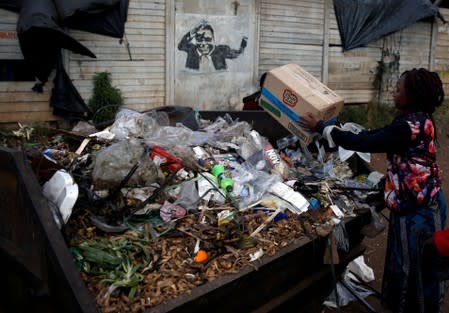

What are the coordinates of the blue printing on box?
(261, 87, 301, 123)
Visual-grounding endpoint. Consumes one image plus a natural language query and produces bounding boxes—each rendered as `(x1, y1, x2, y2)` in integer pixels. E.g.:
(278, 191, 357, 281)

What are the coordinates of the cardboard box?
(259, 63, 344, 145)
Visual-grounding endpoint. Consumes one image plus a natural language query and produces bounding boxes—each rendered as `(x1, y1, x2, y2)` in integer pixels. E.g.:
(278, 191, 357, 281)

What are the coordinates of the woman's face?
(393, 76, 408, 110)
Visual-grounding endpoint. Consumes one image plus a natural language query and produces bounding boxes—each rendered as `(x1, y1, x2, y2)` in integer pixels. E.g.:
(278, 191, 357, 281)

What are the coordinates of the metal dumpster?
(0, 111, 380, 313)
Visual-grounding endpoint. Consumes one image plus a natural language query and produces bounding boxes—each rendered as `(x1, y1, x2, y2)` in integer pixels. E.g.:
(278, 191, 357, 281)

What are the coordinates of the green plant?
(435, 99, 449, 123)
(338, 104, 368, 126)
(88, 72, 124, 125)
(338, 103, 396, 129)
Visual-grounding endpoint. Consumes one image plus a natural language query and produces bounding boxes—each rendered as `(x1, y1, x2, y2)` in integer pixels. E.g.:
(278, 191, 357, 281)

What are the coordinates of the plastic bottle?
(211, 164, 234, 193)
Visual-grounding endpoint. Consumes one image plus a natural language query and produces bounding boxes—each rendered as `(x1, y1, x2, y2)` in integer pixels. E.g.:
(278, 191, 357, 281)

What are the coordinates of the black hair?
(401, 68, 445, 115)
(401, 68, 445, 141)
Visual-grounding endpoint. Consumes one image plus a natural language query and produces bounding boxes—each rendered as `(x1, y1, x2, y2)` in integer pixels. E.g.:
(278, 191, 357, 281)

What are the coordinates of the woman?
(300, 68, 447, 312)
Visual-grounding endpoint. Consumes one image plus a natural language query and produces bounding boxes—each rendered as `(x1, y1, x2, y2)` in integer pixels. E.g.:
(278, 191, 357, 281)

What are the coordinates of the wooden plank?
(127, 15, 165, 22)
(165, 0, 175, 106)
(261, 2, 324, 12)
(0, 101, 51, 113)
(125, 102, 168, 112)
(79, 89, 165, 99)
(129, 1, 165, 10)
(328, 81, 375, 89)
(260, 24, 323, 36)
(261, 14, 323, 25)
(260, 42, 323, 51)
(0, 111, 59, 123)
(259, 35, 322, 45)
(0, 13, 18, 23)
(0, 82, 47, 92)
(435, 8, 449, 86)
(70, 32, 165, 42)
(322, 0, 330, 84)
(69, 72, 164, 81)
(0, 52, 24, 59)
(72, 79, 165, 88)
(128, 8, 165, 17)
(0, 92, 49, 102)
(122, 21, 166, 30)
(334, 90, 376, 103)
(260, 48, 323, 57)
(69, 61, 165, 73)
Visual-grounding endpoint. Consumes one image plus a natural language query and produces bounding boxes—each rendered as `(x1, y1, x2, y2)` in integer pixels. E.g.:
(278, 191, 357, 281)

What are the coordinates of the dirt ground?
(322, 119, 449, 313)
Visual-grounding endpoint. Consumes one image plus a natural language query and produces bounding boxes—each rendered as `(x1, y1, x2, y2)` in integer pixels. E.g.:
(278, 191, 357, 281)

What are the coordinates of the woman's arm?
(301, 113, 411, 153)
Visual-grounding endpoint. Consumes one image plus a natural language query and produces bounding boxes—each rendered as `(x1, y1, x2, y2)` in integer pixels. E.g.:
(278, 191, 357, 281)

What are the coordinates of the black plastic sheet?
(17, 0, 96, 85)
(50, 54, 92, 120)
(0, 0, 129, 119)
(55, 0, 129, 38)
(0, 0, 20, 12)
(333, 0, 439, 51)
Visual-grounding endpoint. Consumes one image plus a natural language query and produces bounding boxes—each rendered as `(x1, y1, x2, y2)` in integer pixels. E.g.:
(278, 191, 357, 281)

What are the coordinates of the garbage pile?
(17, 108, 384, 313)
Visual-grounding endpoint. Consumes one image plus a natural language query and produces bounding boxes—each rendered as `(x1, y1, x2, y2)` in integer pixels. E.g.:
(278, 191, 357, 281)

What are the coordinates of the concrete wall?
(173, 0, 257, 110)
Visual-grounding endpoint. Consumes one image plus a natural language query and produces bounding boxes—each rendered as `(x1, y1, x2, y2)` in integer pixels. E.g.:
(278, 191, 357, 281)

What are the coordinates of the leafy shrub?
(338, 103, 396, 129)
(88, 72, 124, 126)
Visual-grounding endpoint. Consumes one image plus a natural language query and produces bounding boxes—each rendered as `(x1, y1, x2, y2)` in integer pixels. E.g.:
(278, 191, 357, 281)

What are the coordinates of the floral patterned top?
(384, 112, 441, 213)
(316, 111, 441, 213)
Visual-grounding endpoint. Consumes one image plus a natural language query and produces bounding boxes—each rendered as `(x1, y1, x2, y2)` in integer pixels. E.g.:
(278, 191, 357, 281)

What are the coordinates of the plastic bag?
(323, 263, 374, 308)
(347, 255, 375, 283)
(231, 163, 283, 210)
(109, 108, 161, 140)
(174, 179, 200, 212)
(144, 125, 193, 148)
(92, 139, 162, 190)
(323, 277, 374, 308)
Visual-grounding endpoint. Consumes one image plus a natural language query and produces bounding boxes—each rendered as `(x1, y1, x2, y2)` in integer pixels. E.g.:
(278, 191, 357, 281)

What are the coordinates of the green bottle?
(211, 164, 234, 193)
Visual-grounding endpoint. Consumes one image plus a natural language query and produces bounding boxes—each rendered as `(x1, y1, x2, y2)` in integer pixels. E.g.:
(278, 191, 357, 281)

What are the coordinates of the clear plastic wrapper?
(109, 109, 161, 140)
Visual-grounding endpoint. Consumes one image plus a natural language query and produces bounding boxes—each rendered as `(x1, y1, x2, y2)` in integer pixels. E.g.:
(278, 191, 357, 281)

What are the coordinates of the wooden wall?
(435, 8, 449, 97)
(327, 0, 380, 104)
(257, 0, 435, 106)
(258, 0, 325, 80)
(69, 0, 166, 113)
(0, 1, 448, 124)
(0, 9, 56, 123)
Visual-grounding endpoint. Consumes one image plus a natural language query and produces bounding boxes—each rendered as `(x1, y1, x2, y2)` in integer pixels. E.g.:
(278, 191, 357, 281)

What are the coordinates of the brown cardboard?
(259, 63, 344, 145)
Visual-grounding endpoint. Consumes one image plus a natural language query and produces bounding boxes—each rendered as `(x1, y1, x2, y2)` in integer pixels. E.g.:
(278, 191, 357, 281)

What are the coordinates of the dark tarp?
(0, 0, 20, 12)
(18, 0, 96, 85)
(50, 54, 92, 119)
(0, 0, 129, 120)
(0, 0, 129, 38)
(55, 0, 129, 38)
(333, 0, 440, 51)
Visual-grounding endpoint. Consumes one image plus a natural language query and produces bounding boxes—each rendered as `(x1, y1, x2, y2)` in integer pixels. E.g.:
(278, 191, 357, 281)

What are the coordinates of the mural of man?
(178, 21, 247, 71)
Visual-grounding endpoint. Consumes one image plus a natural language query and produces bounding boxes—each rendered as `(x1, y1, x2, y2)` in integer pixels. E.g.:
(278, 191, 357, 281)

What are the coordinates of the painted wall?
(173, 0, 257, 110)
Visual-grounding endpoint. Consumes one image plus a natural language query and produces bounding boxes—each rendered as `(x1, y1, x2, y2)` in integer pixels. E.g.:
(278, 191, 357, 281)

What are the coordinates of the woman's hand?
(299, 112, 322, 132)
